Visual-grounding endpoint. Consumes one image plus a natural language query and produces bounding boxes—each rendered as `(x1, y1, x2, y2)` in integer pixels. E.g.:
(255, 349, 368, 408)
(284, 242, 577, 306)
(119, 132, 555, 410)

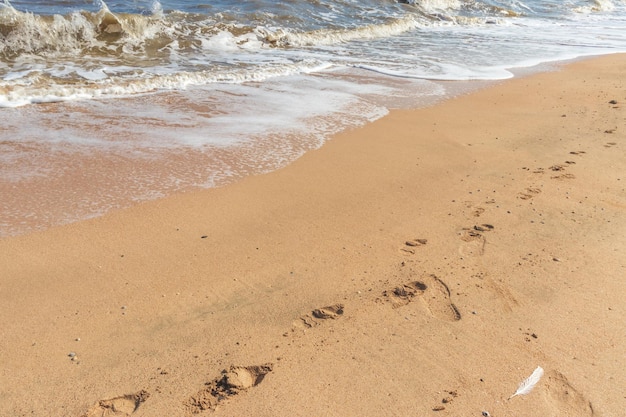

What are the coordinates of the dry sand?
(1, 54, 625, 417)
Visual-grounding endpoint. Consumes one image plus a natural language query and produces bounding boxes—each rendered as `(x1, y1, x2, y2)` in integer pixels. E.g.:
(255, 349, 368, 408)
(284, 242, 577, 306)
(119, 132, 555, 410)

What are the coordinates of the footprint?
(82, 390, 150, 417)
(480, 276, 518, 313)
(185, 364, 273, 414)
(549, 164, 566, 172)
(473, 224, 494, 232)
(312, 304, 344, 320)
(518, 187, 541, 200)
(472, 207, 485, 217)
(458, 225, 493, 257)
(551, 173, 576, 180)
(546, 164, 575, 180)
(463, 201, 486, 218)
(294, 304, 344, 329)
(382, 275, 461, 322)
(543, 370, 595, 416)
(400, 238, 428, 254)
(421, 275, 462, 322)
(382, 281, 427, 308)
(432, 390, 459, 411)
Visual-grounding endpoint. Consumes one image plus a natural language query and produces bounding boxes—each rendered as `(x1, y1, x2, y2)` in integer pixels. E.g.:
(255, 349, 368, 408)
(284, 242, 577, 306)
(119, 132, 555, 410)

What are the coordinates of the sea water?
(1, 0, 626, 236)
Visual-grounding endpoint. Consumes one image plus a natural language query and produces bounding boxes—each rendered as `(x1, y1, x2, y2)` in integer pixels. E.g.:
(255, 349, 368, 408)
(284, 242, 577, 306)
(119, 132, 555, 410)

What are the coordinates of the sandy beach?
(1, 54, 625, 417)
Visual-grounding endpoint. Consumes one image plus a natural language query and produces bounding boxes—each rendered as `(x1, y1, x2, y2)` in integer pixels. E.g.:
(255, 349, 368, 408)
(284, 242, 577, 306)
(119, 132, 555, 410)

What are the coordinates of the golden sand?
(1, 54, 625, 417)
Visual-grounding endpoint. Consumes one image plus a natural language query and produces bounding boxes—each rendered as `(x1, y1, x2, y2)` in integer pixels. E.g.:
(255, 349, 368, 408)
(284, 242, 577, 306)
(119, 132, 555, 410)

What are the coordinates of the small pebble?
(482, 412, 491, 417)
(68, 352, 76, 358)
(75, 338, 80, 342)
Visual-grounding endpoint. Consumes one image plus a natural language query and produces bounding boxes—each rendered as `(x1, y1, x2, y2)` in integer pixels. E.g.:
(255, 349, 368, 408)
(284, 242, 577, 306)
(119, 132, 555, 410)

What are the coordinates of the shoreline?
(0, 54, 601, 240)
(1, 54, 625, 416)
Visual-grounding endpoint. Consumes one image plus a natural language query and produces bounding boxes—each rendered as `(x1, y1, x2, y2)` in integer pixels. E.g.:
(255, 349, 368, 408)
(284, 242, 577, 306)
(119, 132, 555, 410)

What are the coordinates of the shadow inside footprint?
(383, 281, 427, 307)
(312, 304, 344, 319)
(295, 304, 344, 328)
(401, 238, 428, 254)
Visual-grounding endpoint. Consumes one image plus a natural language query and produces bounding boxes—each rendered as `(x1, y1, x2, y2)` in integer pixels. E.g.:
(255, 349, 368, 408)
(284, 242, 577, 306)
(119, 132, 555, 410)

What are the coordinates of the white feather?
(509, 366, 544, 399)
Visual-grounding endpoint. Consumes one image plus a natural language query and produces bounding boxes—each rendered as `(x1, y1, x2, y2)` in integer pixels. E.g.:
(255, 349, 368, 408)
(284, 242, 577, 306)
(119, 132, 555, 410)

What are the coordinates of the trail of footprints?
(520, 152, 586, 200)
(80, 255, 594, 417)
(82, 209, 596, 415)
(82, 346, 596, 417)
(84, 303, 345, 416)
(84, 366, 275, 416)
(80, 142, 612, 415)
(81, 365, 276, 417)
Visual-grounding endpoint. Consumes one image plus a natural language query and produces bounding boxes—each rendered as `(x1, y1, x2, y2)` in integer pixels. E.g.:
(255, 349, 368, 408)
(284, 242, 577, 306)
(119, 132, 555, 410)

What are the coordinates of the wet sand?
(1, 54, 625, 417)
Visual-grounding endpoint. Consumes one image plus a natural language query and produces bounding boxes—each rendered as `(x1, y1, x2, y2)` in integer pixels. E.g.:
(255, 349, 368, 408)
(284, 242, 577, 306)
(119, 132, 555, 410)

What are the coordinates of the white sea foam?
(257, 15, 425, 47)
(0, 60, 335, 107)
(199, 30, 264, 52)
(354, 63, 514, 81)
(2, 68, 442, 236)
(575, 0, 616, 12)
(75, 68, 109, 80)
(418, 0, 462, 12)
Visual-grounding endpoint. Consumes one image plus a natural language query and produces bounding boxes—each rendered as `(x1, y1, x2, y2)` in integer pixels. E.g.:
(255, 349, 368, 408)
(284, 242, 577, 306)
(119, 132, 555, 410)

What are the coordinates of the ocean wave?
(258, 15, 426, 47)
(1, 0, 624, 108)
(574, 0, 618, 13)
(418, 0, 463, 12)
(0, 2, 176, 57)
(0, 0, 521, 59)
(0, 59, 333, 107)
